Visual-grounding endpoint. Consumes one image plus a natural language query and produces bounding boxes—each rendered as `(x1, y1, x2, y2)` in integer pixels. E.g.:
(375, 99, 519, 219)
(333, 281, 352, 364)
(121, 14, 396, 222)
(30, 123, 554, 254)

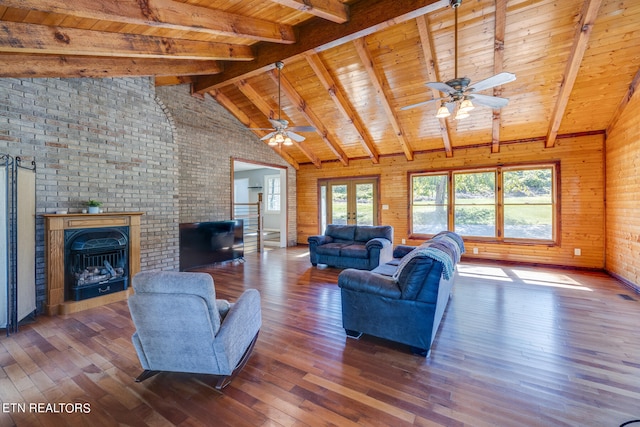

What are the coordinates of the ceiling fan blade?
(288, 126, 316, 132)
(400, 98, 441, 111)
(249, 128, 276, 131)
(287, 132, 306, 142)
(468, 94, 510, 109)
(260, 131, 276, 141)
(269, 118, 288, 129)
(467, 72, 516, 92)
(425, 82, 457, 95)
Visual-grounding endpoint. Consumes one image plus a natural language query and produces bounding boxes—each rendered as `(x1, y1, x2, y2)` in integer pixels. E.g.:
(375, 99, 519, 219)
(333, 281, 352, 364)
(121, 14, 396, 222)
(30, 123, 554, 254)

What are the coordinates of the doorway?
(319, 177, 379, 233)
(232, 159, 287, 249)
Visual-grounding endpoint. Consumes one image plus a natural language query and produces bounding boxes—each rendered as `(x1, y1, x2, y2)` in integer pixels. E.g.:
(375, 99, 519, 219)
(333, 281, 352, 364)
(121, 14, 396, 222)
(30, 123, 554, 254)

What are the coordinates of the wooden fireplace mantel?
(43, 212, 143, 315)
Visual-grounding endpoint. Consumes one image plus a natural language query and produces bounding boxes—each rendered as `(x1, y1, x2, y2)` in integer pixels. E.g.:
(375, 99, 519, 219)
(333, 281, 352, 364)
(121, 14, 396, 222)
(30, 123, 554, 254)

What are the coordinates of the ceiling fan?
(400, 0, 516, 119)
(252, 61, 315, 146)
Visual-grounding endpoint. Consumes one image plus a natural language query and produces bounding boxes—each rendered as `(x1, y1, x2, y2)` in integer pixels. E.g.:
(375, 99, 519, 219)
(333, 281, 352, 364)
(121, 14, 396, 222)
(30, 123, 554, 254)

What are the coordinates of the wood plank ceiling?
(1, 0, 639, 169)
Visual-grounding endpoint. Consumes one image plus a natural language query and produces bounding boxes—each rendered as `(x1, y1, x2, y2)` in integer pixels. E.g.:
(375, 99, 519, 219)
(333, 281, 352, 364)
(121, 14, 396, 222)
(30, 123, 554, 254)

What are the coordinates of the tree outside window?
(454, 171, 496, 237)
(503, 168, 554, 240)
(412, 174, 448, 235)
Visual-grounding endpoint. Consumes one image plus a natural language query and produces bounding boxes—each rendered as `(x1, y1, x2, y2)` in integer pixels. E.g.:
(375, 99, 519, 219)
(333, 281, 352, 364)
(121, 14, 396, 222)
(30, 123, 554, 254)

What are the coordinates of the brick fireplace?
(43, 212, 143, 315)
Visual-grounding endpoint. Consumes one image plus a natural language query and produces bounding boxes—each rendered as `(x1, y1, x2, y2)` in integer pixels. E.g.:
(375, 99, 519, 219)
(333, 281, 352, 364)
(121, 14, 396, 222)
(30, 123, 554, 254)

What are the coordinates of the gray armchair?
(127, 271, 261, 389)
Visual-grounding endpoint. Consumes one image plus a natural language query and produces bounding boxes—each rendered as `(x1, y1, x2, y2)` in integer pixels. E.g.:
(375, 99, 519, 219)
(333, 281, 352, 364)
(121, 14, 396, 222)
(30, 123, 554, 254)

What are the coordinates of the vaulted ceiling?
(1, 0, 639, 169)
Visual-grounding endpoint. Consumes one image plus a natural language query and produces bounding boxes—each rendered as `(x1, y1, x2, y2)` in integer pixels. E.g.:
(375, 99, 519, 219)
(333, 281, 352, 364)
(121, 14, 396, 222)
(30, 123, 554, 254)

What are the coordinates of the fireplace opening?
(64, 227, 129, 301)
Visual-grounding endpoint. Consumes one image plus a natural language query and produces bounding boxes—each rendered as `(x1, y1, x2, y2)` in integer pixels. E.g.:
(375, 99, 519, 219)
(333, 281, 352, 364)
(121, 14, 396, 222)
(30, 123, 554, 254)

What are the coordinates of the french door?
(319, 178, 378, 232)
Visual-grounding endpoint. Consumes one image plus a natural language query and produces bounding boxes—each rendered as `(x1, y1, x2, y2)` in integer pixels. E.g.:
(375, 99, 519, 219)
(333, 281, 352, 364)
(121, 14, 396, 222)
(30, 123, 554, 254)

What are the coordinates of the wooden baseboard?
(606, 270, 640, 295)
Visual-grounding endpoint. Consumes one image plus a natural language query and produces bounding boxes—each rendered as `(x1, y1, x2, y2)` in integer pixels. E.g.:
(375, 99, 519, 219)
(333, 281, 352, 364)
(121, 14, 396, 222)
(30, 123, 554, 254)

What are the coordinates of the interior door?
(321, 178, 378, 230)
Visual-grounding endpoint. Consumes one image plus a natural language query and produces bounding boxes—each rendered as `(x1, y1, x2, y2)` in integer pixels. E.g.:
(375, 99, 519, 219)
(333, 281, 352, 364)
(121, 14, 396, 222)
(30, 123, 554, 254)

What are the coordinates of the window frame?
(409, 162, 559, 245)
(264, 174, 281, 214)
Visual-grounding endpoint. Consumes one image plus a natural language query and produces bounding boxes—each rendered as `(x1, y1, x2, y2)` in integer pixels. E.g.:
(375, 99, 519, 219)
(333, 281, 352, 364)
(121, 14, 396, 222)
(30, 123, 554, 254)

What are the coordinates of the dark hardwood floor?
(1, 246, 640, 426)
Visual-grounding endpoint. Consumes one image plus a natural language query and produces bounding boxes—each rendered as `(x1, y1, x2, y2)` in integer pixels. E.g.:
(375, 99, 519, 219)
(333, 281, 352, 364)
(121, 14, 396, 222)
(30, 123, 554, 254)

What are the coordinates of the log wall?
(605, 91, 640, 288)
(298, 135, 605, 269)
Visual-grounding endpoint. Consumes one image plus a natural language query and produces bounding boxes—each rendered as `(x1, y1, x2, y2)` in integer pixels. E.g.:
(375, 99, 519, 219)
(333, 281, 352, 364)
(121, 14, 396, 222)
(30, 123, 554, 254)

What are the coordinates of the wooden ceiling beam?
(353, 37, 414, 161)
(606, 67, 640, 137)
(545, 0, 603, 148)
(305, 53, 380, 164)
(235, 80, 277, 121)
(415, 15, 453, 158)
(192, 0, 448, 94)
(0, 54, 222, 78)
(155, 76, 196, 86)
(234, 79, 321, 168)
(491, 0, 507, 154)
(269, 69, 349, 166)
(0, 21, 254, 60)
(266, 0, 349, 24)
(209, 89, 300, 170)
(2, 0, 296, 44)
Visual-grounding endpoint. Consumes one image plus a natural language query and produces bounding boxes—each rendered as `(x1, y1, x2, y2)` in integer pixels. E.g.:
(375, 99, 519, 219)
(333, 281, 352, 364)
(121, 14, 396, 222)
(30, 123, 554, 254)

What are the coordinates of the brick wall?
(0, 77, 178, 312)
(0, 78, 297, 313)
(155, 85, 297, 245)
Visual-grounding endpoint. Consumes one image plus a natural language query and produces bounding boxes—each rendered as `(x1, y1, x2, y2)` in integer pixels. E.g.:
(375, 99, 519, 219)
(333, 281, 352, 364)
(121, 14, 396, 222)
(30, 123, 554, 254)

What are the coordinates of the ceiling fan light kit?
(400, 0, 516, 120)
(268, 133, 293, 146)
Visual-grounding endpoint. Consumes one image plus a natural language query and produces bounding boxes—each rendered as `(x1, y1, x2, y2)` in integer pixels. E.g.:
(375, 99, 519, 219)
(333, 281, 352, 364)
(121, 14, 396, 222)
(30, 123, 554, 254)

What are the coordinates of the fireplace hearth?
(65, 227, 129, 301)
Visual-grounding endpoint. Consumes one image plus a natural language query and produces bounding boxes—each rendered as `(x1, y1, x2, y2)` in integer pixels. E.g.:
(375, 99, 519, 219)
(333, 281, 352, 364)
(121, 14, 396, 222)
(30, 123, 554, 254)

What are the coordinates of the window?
(503, 167, 554, 240)
(265, 175, 280, 213)
(411, 174, 448, 235)
(454, 170, 496, 237)
(410, 164, 557, 243)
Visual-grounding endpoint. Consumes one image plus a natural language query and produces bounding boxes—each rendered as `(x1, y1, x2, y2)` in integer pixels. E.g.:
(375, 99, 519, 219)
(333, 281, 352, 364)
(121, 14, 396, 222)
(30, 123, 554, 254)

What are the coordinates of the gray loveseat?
(338, 231, 464, 356)
(308, 224, 393, 270)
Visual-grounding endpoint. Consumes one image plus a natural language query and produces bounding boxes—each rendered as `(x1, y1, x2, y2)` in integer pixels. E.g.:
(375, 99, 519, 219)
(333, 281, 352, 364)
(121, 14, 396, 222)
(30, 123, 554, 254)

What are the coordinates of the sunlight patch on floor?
(457, 264, 593, 291)
(511, 269, 593, 291)
(457, 264, 514, 282)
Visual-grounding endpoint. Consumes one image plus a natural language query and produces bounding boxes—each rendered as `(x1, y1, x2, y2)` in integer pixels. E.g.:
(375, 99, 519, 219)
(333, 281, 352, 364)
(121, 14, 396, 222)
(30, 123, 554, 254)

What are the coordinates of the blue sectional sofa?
(308, 224, 393, 270)
(337, 231, 464, 356)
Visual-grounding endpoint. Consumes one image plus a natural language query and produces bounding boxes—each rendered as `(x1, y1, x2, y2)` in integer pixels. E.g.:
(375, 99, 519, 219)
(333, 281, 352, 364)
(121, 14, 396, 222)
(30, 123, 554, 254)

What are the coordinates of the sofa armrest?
(308, 235, 333, 246)
(338, 269, 402, 299)
(393, 245, 417, 258)
(365, 237, 392, 251)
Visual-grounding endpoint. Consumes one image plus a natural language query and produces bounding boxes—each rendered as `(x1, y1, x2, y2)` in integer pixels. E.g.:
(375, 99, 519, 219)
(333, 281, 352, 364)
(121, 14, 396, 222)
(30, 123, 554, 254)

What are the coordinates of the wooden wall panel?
(605, 89, 640, 287)
(297, 134, 605, 269)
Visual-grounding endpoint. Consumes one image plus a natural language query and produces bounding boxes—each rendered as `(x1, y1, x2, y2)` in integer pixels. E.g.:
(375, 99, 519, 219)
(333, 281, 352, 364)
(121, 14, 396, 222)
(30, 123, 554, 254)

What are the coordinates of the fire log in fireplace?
(64, 227, 129, 301)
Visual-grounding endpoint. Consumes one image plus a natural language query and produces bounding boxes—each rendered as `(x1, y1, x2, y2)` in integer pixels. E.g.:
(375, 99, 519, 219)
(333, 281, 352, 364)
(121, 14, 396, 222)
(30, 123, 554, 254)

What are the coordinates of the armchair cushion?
(132, 271, 222, 333)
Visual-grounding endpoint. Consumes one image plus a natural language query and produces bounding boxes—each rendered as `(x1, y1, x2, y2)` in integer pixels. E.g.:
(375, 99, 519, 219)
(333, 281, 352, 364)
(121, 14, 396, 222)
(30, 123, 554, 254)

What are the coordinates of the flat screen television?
(179, 220, 244, 271)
